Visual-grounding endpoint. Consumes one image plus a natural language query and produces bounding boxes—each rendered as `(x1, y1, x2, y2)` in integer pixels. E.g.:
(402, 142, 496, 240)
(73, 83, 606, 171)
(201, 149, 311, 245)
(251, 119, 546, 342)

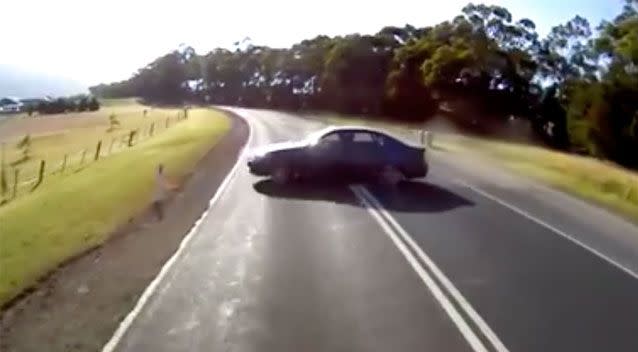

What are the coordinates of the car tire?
(378, 165, 404, 187)
(272, 166, 291, 184)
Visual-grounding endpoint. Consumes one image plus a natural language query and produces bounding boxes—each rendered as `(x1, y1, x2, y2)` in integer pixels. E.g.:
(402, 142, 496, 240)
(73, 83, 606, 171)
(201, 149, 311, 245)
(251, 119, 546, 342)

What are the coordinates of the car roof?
(315, 125, 396, 136)
(311, 125, 424, 149)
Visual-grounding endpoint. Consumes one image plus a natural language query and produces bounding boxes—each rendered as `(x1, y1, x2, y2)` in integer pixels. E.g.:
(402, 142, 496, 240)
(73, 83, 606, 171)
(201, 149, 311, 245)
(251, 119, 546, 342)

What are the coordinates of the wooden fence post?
(12, 168, 19, 199)
(94, 140, 102, 161)
(128, 130, 136, 147)
(61, 154, 68, 172)
(149, 122, 155, 136)
(165, 117, 169, 128)
(420, 130, 434, 147)
(426, 131, 434, 148)
(80, 149, 87, 165)
(0, 142, 7, 197)
(31, 160, 45, 191)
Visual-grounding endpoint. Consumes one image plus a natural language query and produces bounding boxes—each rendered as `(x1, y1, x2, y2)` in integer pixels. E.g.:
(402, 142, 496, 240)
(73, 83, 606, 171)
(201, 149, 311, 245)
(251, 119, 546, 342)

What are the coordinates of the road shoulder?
(0, 111, 249, 352)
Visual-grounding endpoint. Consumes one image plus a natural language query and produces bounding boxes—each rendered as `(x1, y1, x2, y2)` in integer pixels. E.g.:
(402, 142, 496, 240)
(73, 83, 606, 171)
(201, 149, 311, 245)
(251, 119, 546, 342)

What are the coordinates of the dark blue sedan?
(247, 126, 428, 185)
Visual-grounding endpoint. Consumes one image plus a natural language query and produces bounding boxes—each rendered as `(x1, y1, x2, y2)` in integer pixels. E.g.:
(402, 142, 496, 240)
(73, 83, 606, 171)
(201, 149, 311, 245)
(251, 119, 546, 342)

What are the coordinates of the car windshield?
(306, 129, 340, 143)
(320, 132, 342, 143)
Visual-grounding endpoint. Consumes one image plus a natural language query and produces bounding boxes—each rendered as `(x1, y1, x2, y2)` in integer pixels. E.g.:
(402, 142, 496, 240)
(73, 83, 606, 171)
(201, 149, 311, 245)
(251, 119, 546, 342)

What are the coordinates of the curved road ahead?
(104, 108, 638, 352)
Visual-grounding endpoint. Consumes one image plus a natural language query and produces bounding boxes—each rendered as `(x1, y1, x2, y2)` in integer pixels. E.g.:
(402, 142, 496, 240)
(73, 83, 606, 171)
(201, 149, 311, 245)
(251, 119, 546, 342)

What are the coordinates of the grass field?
(0, 106, 230, 306)
(322, 113, 638, 223)
(0, 99, 186, 200)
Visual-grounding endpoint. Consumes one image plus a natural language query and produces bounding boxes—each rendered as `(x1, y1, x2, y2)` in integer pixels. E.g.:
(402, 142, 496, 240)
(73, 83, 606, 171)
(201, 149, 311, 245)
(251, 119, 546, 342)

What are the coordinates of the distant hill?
(0, 65, 87, 98)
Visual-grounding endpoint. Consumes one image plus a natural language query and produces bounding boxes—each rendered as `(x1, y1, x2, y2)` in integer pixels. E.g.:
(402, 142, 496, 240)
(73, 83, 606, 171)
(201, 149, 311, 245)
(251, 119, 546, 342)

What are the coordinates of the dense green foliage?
(90, 1, 638, 168)
(35, 95, 100, 114)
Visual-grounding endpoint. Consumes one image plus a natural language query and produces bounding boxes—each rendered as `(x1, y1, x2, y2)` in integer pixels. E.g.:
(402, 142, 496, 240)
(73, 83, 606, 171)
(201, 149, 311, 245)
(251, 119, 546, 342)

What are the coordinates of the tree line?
(29, 95, 100, 115)
(90, 1, 638, 168)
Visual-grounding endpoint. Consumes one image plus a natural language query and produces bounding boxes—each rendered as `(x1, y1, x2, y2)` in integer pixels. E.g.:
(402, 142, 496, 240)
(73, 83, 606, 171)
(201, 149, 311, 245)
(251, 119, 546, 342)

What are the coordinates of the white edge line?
(350, 186, 489, 352)
(459, 180, 638, 281)
(356, 186, 509, 352)
(101, 108, 252, 352)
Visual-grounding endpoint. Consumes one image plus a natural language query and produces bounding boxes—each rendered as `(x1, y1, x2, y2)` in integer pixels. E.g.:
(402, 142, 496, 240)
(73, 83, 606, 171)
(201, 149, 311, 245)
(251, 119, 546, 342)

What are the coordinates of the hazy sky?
(0, 0, 622, 86)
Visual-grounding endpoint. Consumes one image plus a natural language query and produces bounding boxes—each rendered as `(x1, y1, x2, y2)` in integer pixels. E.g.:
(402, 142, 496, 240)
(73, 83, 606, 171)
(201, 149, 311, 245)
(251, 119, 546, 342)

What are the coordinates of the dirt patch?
(0, 110, 249, 352)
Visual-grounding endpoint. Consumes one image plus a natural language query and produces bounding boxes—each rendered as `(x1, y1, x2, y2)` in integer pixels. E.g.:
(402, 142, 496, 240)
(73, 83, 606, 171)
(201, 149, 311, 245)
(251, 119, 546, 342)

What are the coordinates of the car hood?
(248, 140, 309, 158)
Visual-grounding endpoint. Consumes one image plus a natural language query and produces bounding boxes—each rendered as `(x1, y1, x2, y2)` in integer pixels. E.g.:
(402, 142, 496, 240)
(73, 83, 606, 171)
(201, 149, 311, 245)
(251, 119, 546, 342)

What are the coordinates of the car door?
(307, 131, 345, 177)
(371, 132, 412, 169)
(347, 131, 382, 179)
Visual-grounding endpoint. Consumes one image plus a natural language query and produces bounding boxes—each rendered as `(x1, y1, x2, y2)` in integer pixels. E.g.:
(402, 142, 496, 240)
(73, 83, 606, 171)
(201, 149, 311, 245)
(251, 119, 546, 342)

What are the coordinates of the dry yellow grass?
(436, 134, 638, 222)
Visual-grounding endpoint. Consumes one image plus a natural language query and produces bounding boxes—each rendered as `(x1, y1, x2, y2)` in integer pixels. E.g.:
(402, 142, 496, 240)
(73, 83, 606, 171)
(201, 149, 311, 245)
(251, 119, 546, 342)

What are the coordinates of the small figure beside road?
(152, 164, 178, 221)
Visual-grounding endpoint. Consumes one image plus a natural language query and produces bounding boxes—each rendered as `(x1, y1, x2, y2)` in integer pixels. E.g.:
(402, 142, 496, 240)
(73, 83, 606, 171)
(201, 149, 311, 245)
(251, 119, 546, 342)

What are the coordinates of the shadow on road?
(253, 179, 474, 213)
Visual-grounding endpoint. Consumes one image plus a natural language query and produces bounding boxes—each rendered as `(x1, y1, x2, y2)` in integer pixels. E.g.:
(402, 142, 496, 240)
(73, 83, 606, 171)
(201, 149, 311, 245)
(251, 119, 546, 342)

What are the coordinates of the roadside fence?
(0, 110, 189, 205)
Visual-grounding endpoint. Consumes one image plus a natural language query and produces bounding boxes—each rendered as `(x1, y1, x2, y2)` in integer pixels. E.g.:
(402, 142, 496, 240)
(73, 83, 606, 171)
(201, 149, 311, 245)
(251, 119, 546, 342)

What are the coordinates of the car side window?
(353, 132, 375, 143)
(371, 133, 387, 147)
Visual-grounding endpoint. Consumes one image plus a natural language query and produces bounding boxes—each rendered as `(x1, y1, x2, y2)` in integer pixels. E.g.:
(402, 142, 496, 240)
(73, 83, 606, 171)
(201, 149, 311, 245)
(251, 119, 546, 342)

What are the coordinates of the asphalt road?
(104, 108, 638, 352)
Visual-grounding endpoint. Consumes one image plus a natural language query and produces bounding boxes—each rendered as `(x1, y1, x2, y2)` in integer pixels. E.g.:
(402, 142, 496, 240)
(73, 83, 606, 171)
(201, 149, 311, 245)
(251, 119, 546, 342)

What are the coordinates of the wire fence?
(0, 110, 189, 205)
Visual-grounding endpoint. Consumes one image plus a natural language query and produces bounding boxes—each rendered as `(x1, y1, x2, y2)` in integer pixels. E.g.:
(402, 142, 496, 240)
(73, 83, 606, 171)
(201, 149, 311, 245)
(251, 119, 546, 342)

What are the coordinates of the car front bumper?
(247, 160, 270, 176)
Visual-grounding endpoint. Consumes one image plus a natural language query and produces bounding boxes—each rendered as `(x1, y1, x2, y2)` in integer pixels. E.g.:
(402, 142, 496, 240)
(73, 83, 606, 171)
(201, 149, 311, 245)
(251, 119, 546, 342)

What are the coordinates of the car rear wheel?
(378, 165, 404, 187)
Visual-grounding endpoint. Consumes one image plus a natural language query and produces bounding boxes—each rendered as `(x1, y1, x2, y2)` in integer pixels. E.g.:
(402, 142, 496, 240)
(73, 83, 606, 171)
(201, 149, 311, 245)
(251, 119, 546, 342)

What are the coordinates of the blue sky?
(0, 0, 623, 86)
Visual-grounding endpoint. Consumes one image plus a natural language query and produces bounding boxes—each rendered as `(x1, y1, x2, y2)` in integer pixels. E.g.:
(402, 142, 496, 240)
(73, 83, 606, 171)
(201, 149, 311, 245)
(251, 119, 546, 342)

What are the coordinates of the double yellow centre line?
(350, 185, 509, 352)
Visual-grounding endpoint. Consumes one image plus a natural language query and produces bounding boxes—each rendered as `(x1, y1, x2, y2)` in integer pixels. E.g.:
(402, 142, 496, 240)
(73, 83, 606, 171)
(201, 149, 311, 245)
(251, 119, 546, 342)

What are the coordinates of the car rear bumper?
(405, 160, 428, 179)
